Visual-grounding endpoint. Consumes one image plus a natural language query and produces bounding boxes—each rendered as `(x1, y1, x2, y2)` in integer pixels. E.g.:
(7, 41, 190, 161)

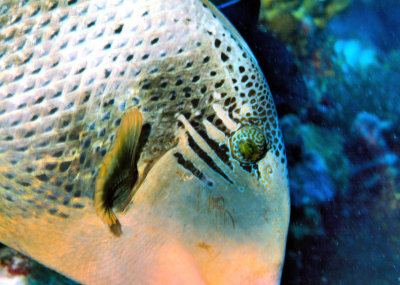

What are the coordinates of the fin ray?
(95, 108, 143, 236)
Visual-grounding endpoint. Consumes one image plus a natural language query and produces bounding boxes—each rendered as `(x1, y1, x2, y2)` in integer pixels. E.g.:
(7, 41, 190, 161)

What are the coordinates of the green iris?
(238, 140, 260, 161)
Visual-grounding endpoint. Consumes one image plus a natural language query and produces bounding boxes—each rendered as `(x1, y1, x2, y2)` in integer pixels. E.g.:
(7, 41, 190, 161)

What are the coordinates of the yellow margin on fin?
(95, 108, 143, 236)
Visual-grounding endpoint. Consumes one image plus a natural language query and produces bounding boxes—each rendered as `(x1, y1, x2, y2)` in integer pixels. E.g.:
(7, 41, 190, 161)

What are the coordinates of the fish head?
(0, 0, 289, 284)
(123, 3, 290, 283)
(129, 88, 290, 285)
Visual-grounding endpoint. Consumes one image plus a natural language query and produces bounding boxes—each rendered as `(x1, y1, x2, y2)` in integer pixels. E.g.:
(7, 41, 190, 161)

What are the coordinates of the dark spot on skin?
(65, 184, 73, 192)
(80, 153, 86, 164)
(126, 54, 134, 61)
(58, 212, 69, 218)
(141, 82, 151, 90)
(186, 61, 193, 68)
(17, 181, 30, 187)
(215, 80, 224, 88)
(45, 163, 57, 171)
(72, 203, 84, 208)
(114, 24, 123, 34)
(26, 167, 35, 173)
(249, 89, 256, 97)
(221, 52, 229, 62)
(191, 98, 199, 108)
(197, 241, 212, 251)
(59, 161, 71, 172)
(83, 138, 91, 148)
(24, 130, 35, 138)
(36, 174, 49, 182)
(151, 38, 159, 45)
(169, 91, 176, 100)
(47, 195, 57, 201)
(48, 208, 57, 215)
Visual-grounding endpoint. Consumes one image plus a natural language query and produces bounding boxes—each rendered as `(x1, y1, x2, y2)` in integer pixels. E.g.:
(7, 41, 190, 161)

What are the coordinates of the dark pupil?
(238, 139, 258, 160)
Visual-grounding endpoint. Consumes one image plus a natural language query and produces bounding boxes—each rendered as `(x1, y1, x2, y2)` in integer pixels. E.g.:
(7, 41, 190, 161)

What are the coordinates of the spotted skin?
(0, 0, 290, 284)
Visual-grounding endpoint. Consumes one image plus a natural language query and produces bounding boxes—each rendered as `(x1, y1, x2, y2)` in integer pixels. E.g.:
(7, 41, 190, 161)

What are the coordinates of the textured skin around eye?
(229, 125, 267, 163)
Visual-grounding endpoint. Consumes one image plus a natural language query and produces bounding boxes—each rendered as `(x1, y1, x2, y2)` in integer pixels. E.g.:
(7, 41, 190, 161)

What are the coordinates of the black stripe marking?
(186, 132, 233, 184)
(197, 128, 232, 169)
(173, 152, 214, 188)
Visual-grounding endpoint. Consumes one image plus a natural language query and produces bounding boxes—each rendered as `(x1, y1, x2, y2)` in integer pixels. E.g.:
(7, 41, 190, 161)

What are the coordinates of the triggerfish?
(0, 0, 290, 284)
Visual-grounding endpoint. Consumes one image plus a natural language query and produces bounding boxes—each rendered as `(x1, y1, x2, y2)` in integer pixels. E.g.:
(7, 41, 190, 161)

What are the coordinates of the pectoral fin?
(95, 108, 143, 236)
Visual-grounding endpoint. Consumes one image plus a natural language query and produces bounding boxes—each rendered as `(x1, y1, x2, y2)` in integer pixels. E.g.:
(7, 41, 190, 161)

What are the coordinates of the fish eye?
(229, 125, 268, 164)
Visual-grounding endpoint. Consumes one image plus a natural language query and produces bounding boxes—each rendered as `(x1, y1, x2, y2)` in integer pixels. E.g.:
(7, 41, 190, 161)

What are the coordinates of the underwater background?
(1, 0, 399, 284)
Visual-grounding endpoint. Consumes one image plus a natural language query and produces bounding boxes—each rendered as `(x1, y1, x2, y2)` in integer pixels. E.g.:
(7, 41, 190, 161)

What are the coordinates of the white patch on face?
(212, 103, 239, 131)
(212, 91, 221, 100)
(203, 120, 226, 145)
(240, 104, 252, 118)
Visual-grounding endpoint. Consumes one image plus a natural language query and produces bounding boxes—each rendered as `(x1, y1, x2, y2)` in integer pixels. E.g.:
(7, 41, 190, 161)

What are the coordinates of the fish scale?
(0, 0, 289, 284)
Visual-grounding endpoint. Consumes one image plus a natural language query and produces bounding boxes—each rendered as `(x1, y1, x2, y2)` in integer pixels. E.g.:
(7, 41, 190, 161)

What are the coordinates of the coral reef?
(346, 112, 400, 220)
(279, 0, 400, 282)
(260, 0, 350, 54)
(0, 246, 30, 285)
(321, 112, 400, 284)
(280, 115, 335, 206)
(0, 244, 78, 285)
